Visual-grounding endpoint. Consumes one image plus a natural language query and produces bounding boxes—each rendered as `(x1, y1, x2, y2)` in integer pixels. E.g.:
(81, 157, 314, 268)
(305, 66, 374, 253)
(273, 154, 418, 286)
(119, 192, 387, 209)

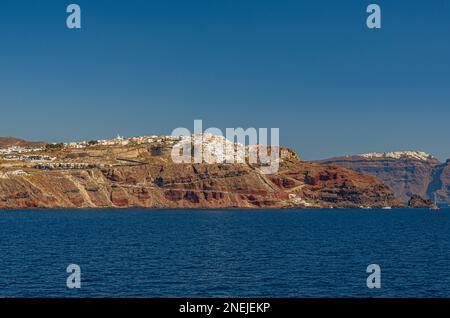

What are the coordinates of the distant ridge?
(318, 151, 449, 203)
(356, 151, 436, 162)
(0, 137, 47, 149)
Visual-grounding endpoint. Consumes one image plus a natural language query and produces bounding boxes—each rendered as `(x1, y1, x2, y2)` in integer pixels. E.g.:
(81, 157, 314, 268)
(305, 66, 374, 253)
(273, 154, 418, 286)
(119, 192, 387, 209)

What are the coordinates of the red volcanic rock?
(0, 147, 402, 209)
(110, 188, 129, 207)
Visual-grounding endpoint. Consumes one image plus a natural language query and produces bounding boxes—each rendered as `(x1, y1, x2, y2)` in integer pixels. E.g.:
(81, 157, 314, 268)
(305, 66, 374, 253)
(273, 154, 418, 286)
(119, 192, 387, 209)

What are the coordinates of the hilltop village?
(0, 134, 405, 209)
(0, 135, 183, 177)
(0, 133, 289, 176)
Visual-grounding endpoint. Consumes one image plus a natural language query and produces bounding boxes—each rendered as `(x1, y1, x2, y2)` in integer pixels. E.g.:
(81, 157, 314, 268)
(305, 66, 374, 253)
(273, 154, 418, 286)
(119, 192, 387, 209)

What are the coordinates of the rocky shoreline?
(0, 137, 440, 209)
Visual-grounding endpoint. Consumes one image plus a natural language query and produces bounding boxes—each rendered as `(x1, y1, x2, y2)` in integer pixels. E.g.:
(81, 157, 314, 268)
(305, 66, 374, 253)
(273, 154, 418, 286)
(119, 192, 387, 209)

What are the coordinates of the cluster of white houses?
(0, 146, 45, 155)
(62, 135, 182, 149)
(0, 135, 186, 154)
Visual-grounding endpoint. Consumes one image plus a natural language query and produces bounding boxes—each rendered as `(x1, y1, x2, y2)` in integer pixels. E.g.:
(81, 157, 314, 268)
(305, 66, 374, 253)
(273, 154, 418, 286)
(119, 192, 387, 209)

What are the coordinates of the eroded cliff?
(318, 152, 449, 203)
(0, 137, 402, 209)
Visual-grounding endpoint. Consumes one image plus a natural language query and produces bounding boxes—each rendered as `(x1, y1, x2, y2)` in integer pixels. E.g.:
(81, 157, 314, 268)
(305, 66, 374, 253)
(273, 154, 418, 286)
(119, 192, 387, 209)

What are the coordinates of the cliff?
(0, 136, 402, 209)
(318, 152, 449, 203)
(428, 160, 450, 203)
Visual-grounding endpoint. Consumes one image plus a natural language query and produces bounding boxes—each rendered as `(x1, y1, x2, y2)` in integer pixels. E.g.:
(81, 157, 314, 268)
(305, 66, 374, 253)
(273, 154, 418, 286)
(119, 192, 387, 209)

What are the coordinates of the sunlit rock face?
(0, 135, 402, 209)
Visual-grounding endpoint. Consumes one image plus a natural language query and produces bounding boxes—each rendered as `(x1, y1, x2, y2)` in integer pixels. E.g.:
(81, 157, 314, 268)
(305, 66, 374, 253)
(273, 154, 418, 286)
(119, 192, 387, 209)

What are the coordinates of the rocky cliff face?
(429, 160, 450, 203)
(407, 194, 433, 208)
(318, 152, 449, 203)
(0, 138, 402, 209)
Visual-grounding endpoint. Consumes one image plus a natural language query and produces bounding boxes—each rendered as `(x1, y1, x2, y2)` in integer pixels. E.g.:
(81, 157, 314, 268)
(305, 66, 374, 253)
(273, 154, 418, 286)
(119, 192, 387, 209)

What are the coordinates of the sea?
(0, 208, 449, 297)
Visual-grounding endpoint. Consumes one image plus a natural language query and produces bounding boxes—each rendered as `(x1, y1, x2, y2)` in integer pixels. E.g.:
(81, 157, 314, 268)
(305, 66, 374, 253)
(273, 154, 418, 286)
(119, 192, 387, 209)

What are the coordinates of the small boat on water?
(382, 207, 392, 210)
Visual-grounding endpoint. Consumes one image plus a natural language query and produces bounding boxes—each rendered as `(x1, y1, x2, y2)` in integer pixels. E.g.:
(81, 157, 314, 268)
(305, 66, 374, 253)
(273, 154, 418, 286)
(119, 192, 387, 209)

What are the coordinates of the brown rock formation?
(407, 194, 433, 208)
(0, 143, 402, 209)
(0, 137, 46, 148)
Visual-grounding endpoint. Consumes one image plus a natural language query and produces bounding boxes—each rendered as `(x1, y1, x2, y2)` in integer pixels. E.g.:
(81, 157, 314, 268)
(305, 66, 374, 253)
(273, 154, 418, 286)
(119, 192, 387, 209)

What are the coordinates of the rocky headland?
(407, 194, 434, 208)
(0, 135, 402, 209)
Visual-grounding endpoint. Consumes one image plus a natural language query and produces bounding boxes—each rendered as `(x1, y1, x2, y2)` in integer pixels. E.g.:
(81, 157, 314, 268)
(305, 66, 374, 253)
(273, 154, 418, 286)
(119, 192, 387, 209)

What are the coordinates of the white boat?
(382, 207, 392, 210)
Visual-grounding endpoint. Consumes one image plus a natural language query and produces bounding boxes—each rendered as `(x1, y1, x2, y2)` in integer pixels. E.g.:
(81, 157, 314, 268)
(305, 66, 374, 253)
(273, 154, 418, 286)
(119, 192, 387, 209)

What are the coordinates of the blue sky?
(0, 0, 449, 160)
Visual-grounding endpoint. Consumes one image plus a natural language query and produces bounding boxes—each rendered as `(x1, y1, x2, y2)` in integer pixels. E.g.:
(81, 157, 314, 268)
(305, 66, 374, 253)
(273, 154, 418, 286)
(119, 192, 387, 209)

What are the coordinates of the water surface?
(0, 208, 449, 297)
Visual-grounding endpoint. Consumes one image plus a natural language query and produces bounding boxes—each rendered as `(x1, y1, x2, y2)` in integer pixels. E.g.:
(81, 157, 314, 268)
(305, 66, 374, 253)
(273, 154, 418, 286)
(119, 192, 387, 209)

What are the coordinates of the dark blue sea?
(0, 208, 449, 297)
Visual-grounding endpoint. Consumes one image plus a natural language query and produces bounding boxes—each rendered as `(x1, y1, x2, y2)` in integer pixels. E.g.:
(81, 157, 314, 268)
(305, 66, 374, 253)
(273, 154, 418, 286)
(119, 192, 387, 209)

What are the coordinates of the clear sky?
(0, 0, 449, 160)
